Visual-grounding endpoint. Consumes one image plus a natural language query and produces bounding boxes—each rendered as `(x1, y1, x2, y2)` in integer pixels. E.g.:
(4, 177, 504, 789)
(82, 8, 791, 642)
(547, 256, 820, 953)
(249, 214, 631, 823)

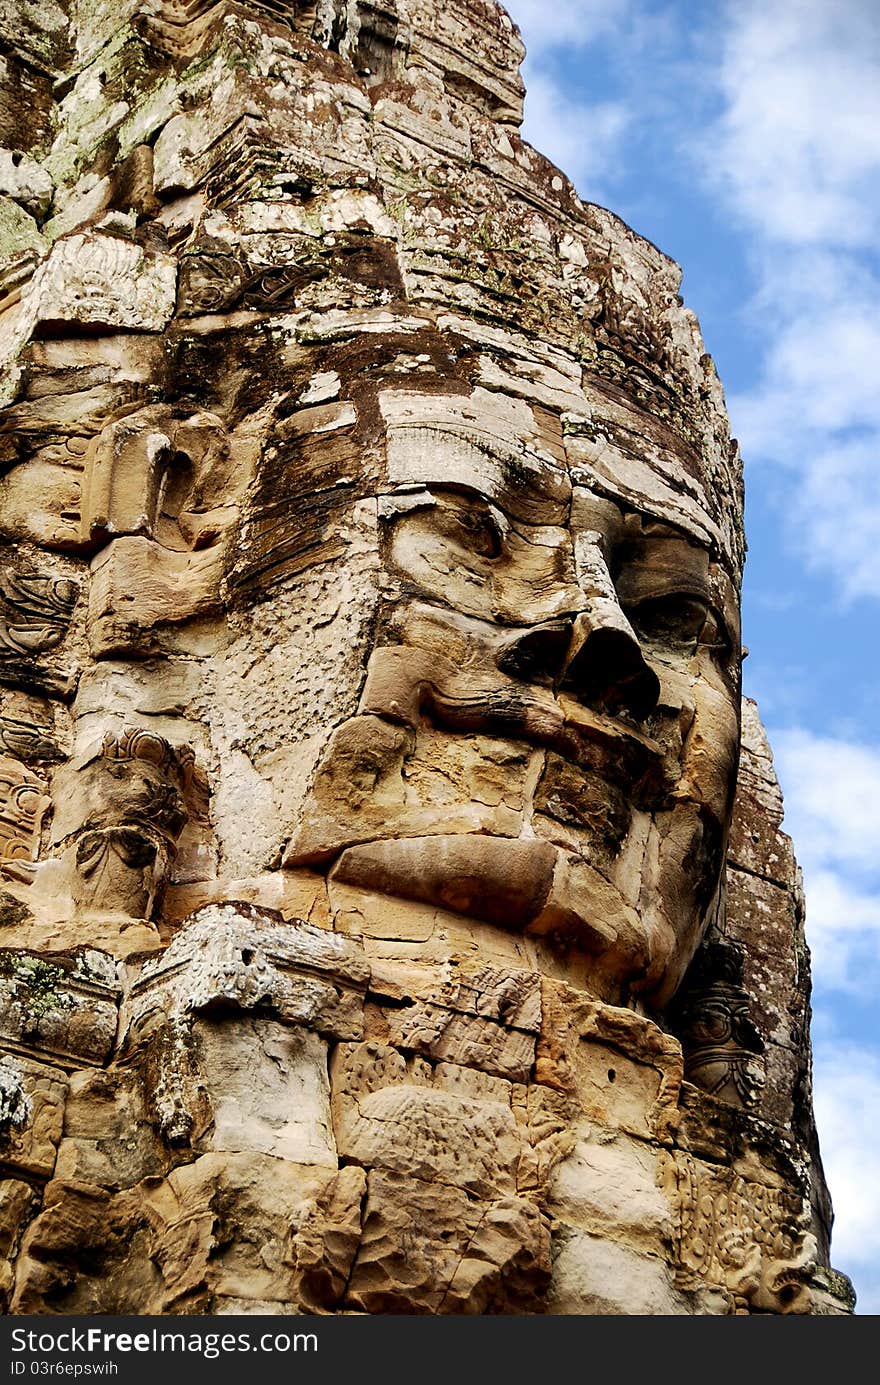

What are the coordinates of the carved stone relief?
(0, 759, 50, 885)
(660, 1151, 817, 1314)
(0, 0, 852, 1318)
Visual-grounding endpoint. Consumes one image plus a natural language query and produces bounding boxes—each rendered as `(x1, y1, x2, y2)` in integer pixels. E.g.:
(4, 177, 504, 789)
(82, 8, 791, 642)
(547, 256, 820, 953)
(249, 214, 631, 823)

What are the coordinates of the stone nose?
(496, 526, 661, 721)
(496, 612, 659, 720)
(496, 620, 572, 685)
(561, 608, 660, 720)
(567, 527, 660, 719)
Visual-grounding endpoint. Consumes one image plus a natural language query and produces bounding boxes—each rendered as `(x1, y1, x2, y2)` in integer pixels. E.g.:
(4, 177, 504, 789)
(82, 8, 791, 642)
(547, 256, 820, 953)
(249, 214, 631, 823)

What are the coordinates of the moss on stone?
(0, 953, 74, 1018)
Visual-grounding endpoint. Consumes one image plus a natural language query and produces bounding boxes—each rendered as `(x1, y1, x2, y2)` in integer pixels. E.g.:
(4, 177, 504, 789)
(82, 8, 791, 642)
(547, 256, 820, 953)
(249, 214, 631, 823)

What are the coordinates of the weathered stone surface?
(536, 979, 682, 1141)
(337, 1084, 520, 1198)
(123, 902, 369, 1049)
(364, 959, 540, 1080)
(347, 1170, 550, 1314)
(195, 1017, 337, 1167)
(0, 0, 847, 1318)
(548, 1132, 672, 1254)
(0, 949, 118, 1068)
(0, 150, 53, 221)
(0, 1179, 38, 1308)
(0, 1055, 66, 1180)
(30, 234, 177, 333)
(10, 1154, 336, 1314)
(547, 1227, 691, 1315)
(289, 1164, 367, 1313)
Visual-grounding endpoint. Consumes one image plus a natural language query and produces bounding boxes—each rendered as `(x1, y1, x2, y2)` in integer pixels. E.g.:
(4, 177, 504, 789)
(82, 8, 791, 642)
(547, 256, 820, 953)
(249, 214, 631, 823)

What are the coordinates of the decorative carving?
(74, 828, 167, 920)
(69, 728, 209, 919)
(176, 251, 246, 317)
(79, 406, 229, 550)
(30, 234, 177, 333)
(289, 455, 740, 1007)
(670, 938, 765, 1106)
(100, 727, 210, 820)
(0, 712, 65, 764)
(0, 570, 78, 658)
(177, 252, 320, 316)
(661, 1151, 817, 1313)
(241, 263, 319, 309)
(0, 757, 49, 884)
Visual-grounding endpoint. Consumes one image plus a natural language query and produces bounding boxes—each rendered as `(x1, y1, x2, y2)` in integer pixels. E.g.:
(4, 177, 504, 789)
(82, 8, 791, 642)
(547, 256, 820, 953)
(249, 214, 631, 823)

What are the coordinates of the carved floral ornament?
(0, 757, 50, 881)
(0, 570, 79, 659)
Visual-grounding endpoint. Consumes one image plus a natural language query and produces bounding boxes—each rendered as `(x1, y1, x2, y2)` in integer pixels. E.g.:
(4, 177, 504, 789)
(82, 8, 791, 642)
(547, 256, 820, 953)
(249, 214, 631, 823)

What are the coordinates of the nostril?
(564, 627, 661, 720)
(497, 621, 572, 684)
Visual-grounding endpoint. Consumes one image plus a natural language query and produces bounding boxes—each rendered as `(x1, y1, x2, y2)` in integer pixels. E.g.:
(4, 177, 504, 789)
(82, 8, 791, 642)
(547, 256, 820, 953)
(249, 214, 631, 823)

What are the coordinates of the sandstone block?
(548, 1226, 691, 1315)
(335, 1084, 520, 1200)
(0, 948, 118, 1068)
(123, 903, 369, 1049)
(347, 1169, 550, 1314)
(32, 234, 176, 332)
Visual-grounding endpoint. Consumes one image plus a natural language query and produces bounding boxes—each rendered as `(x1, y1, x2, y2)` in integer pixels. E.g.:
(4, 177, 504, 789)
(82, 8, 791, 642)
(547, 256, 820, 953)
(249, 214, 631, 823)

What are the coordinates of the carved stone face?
(1, 319, 739, 1009)
(277, 384, 741, 1008)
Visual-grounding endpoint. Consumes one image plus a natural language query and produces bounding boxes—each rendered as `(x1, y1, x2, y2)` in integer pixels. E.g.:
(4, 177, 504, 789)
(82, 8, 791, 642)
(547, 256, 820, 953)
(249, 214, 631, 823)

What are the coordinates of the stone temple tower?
(0, 0, 855, 1313)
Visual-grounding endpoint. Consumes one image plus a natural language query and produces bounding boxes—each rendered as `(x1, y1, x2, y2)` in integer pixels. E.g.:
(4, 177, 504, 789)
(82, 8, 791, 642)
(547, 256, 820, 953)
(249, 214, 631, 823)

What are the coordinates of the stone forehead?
(369, 372, 739, 570)
(0, 0, 743, 578)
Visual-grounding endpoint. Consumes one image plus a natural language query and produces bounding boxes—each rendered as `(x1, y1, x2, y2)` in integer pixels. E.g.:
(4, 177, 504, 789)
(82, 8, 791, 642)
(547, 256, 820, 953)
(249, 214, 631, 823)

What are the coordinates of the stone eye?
(628, 594, 724, 652)
(451, 505, 503, 559)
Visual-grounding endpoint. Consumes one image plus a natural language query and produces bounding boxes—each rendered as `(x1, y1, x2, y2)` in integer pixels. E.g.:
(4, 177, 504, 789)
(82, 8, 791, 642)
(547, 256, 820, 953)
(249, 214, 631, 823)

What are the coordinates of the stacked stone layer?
(0, 0, 852, 1314)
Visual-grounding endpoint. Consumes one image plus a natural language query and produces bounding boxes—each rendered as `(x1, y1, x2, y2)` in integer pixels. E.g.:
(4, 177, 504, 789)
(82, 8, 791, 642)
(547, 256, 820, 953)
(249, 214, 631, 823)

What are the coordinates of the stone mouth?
(324, 831, 655, 979)
(358, 643, 677, 810)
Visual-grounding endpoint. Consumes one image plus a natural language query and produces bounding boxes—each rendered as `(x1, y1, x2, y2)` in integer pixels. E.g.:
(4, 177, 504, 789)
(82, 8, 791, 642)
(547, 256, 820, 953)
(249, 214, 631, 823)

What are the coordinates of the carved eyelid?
(437, 492, 507, 552)
(624, 590, 729, 649)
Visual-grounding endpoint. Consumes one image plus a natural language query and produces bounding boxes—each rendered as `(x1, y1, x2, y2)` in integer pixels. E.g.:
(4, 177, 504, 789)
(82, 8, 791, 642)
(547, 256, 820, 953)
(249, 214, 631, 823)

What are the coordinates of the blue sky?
(503, 0, 880, 1313)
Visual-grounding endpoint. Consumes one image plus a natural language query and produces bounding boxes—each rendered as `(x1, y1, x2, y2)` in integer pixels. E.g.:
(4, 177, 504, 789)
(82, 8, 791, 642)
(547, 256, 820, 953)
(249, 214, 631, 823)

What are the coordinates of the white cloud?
(772, 729, 880, 870)
(519, 73, 630, 191)
(769, 728, 880, 998)
(708, 0, 880, 247)
(793, 437, 880, 602)
(505, 0, 632, 58)
(700, 1, 880, 600)
(731, 305, 880, 460)
(813, 1037, 880, 1310)
(728, 259, 880, 599)
(797, 871, 880, 999)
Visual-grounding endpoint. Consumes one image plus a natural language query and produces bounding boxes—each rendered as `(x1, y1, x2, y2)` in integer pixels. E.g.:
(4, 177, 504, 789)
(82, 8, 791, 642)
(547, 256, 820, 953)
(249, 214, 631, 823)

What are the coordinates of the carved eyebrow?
(387, 483, 524, 542)
(612, 539, 712, 606)
(615, 566, 713, 606)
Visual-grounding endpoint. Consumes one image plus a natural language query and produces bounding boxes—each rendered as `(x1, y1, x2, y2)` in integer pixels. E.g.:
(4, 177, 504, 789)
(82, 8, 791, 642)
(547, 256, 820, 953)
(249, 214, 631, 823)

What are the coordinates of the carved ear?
(170, 412, 233, 549)
(80, 407, 231, 553)
(80, 407, 174, 547)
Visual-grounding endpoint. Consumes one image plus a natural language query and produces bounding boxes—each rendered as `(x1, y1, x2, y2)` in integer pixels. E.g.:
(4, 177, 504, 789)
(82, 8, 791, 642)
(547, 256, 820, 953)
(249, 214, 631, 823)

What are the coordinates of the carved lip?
(325, 831, 654, 978)
(770, 1260, 815, 1289)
